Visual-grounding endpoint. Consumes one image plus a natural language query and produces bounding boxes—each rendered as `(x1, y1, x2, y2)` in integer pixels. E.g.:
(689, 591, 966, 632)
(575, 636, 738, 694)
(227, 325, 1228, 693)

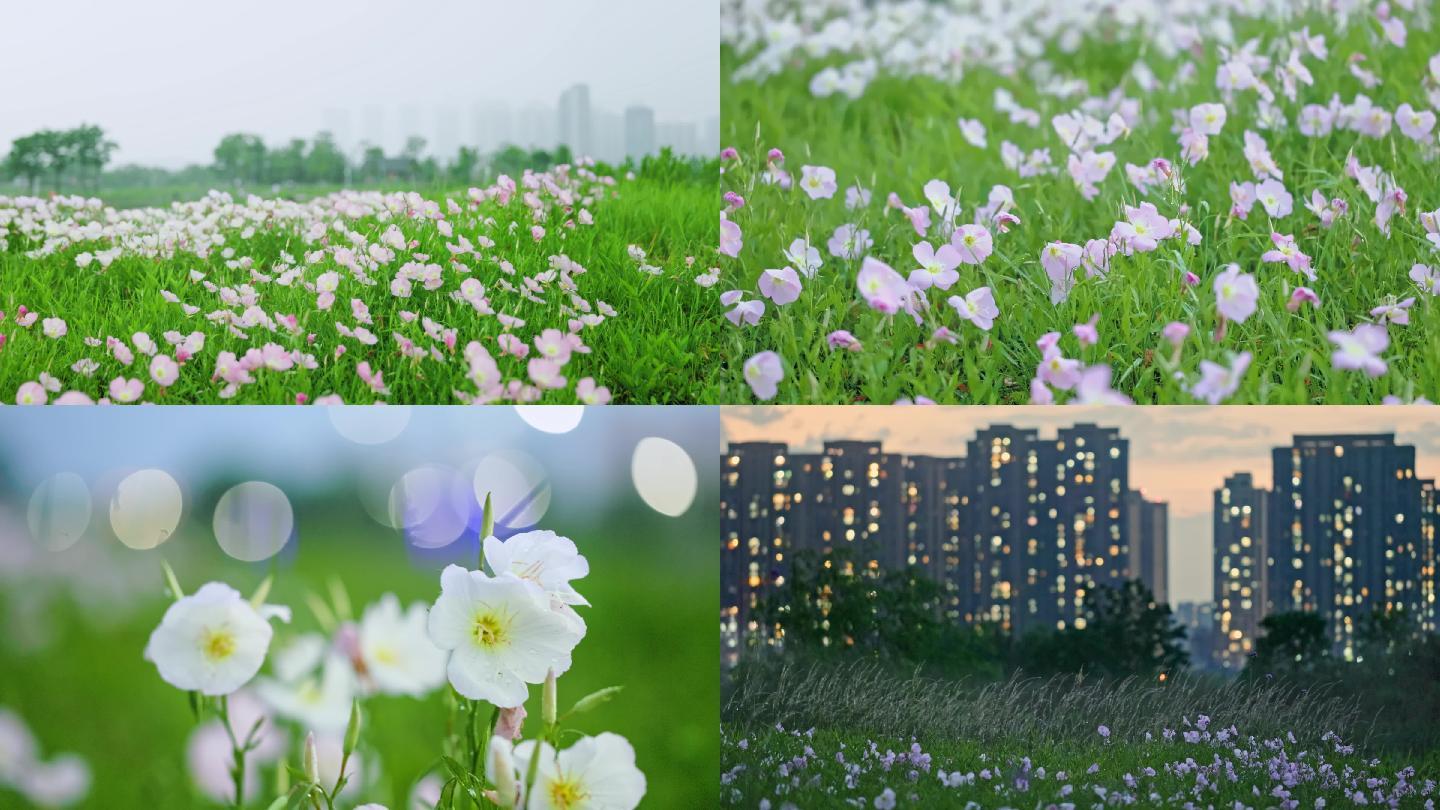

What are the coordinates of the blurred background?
(0, 405, 718, 809)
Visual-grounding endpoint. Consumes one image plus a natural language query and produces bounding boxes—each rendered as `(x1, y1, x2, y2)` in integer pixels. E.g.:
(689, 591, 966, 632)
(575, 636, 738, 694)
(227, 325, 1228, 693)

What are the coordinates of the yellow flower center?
(202, 627, 237, 662)
(472, 612, 507, 649)
(547, 776, 589, 810)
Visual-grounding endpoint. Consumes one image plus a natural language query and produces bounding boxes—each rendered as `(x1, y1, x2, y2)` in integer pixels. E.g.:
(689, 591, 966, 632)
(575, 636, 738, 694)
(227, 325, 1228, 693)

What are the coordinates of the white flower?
(144, 583, 290, 696)
(0, 708, 38, 785)
(489, 732, 646, 810)
(254, 654, 355, 733)
(358, 593, 448, 697)
(483, 531, 590, 607)
(17, 753, 90, 807)
(426, 566, 584, 708)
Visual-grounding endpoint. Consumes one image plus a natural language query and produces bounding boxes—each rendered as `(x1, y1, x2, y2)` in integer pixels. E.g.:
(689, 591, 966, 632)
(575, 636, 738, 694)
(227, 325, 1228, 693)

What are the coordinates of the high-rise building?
(1418, 479, 1436, 633)
(558, 84, 593, 158)
(624, 106, 656, 161)
(1213, 472, 1269, 670)
(1266, 434, 1423, 660)
(1174, 601, 1217, 666)
(1127, 490, 1169, 604)
(720, 442, 794, 660)
(958, 425, 1041, 631)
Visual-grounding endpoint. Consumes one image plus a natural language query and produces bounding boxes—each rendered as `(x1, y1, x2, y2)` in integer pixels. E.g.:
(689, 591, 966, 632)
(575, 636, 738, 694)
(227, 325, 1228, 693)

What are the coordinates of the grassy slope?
(721, 662, 1440, 806)
(0, 511, 718, 809)
(716, 14, 1440, 404)
(0, 178, 721, 404)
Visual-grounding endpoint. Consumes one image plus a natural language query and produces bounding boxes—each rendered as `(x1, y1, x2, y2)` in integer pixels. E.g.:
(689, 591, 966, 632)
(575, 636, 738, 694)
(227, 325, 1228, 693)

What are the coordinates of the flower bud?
(542, 669, 557, 727)
(302, 732, 319, 784)
(344, 700, 362, 756)
(488, 737, 518, 809)
(495, 705, 527, 741)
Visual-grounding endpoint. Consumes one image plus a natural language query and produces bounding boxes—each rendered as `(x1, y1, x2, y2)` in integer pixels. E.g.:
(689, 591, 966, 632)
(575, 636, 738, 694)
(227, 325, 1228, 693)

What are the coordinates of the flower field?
(718, 0, 1440, 404)
(721, 663, 1440, 808)
(0, 163, 719, 404)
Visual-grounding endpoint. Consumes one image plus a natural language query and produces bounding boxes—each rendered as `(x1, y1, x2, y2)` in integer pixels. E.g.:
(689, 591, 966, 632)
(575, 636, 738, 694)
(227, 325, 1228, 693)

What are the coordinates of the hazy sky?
(721, 406, 1440, 605)
(1, 0, 718, 167)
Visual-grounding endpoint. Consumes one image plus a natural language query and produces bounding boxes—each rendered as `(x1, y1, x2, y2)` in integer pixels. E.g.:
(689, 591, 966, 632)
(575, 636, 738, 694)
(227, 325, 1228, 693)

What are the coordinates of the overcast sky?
(721, 406, 1440, 605)
(0, 0, 718, 167)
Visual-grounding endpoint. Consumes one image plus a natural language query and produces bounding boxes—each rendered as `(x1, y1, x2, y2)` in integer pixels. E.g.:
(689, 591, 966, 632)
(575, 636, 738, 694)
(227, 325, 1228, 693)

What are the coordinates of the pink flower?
(1259, 232, 1313, 278)
(1256, 178, 1293, 218)
(722, 290, 765, 327)
(1287, 287, 1321, 311)
(947, 287, 999, 331)
(856, 257, 910, 314)
(951, 224, 993, 265)
(827, 224, 872, 259)
(356, 361, 391, 396)
(150, 354, 179, 387)
(908, 242, 961, 290)
(1328, 324, 1389, 376)
(576, 377, 611, 405)
(1189, 103, 1227, 136)
(530, 226, 546, 242)
(1112, 202, 1173, 254)
(527, 358, 566, 389)
(41, 317, 67, 339)
(1189, 352, 1252, 404)
(261, 343, 294, 371)
(1370, 298, 1414, 326)
(743, 351, 783, 400)
(827, 330, 863, 352)
(1162, 322, 1190, 347)
(1213, 264, 1258, 323)
(1029, 378, 1054, 404)
(758, 267, 803, 305)
(719, 216, 743, 258)
(1411, 264, 1439, 296)
(1396, 103, 1436, 142)
(1073, 314, 1100, 346)
(1243, 130, 1282, 180)
(1040, 242, 1083, 303)
(1230, 181, 1257, 219)
(109, 376, 144, 403)
(534, 329, 573, 365)
(799, 165, 838, 200)
(1074, 365, 1133, 405)
(16, 381, 47, 405)
(1038, 345, 1082, 390)
(782, 238, 823, 277)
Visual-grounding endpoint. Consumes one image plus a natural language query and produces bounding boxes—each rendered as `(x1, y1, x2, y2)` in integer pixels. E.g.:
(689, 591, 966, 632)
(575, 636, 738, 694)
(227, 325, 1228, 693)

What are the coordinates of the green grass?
(721, 661, 1440, 806)
(0, 173, 722, 404)
(716, 9, 1440, 403)
(0, 507, 718, 809)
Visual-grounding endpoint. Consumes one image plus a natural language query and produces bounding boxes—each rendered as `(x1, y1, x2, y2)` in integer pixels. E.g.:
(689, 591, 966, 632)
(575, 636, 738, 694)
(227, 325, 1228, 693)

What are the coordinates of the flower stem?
(218, 695, 245, 809)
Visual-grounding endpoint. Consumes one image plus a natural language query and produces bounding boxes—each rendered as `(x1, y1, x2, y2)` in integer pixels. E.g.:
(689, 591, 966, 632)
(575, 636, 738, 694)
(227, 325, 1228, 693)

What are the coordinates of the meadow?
(0, 502, 718, 809)
(0, 160, 721, 404)
(717, 0, 1440, 404)
(721, 661, 1440, 808)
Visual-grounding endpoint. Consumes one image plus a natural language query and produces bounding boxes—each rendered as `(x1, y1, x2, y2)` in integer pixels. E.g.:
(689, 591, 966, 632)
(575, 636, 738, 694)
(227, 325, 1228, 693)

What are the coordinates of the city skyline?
(0, 0, 718, 168)
(722, 407, 1440, 605)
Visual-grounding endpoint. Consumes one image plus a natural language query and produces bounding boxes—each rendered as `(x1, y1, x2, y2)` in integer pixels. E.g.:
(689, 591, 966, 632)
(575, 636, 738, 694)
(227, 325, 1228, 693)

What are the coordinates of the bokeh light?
(213, 482, 295, 562)
(514, 406, 585, 434)
(471, 450, 551, 532)
(27, 472, 92, 551)
(108, 469, 183, 550)
(631, 437, 697, 517)
(389, 466, 470, 549)
(328, 406, 411, 445)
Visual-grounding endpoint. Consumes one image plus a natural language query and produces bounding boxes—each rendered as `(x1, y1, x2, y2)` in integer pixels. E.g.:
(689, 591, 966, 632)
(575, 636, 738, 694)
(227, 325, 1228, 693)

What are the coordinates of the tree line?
(1, 125, 117, 192)
(4, 124, 709, 196)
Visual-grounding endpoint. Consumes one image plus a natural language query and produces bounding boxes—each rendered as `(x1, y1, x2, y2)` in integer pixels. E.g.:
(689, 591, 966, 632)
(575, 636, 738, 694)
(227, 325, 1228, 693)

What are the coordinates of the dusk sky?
(721, 406, 1440, 605)
(1, 0, 718, 167)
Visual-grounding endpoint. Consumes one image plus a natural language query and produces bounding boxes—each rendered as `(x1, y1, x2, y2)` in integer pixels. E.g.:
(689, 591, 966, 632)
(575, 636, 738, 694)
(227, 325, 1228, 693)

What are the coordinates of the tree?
(1248, 611, 1329, 676)
(1015, 579, 1188, 677)
(214, 133, 266, 184)
(306, 132, 348, 185)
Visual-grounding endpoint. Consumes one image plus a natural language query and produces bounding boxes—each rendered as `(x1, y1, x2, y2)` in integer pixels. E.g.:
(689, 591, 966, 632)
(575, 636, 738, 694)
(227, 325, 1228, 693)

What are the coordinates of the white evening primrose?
(357, 593, 447, 697)
(144, 582, 290, 696)
(496, 732, 646, 810)
(425, 566, 584, 708)
(0, 707, 38, 785)
(482, 530, 590, 607)
(254, 654, 355, 734)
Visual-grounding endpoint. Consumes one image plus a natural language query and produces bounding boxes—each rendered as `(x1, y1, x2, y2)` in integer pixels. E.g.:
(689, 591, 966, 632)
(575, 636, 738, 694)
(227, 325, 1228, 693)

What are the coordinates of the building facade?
(1212, 472, 1269, 670)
